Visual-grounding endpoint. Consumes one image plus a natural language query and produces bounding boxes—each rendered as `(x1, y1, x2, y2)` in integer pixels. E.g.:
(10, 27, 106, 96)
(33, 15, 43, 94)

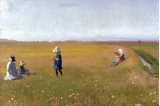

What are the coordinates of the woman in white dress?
(4, 56, 18, 80)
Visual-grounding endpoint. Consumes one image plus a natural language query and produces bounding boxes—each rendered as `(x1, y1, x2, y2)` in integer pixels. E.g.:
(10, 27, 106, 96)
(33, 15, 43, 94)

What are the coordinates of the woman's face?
(9, 57, 12, 62)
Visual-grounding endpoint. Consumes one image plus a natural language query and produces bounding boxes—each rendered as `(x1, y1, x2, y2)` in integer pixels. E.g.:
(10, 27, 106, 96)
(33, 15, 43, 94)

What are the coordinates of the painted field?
(0, 42, 158, 106)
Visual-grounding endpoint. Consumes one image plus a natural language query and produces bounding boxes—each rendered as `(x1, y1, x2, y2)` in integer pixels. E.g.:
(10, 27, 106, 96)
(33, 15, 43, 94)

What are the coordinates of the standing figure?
(52, 46, 63, 78)
(4, 56, 18, 80)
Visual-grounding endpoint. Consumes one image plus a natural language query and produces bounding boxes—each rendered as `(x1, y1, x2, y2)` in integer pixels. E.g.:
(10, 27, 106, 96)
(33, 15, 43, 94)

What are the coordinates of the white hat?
(118, 48, 123, 56)
(53, 46, 61, 54)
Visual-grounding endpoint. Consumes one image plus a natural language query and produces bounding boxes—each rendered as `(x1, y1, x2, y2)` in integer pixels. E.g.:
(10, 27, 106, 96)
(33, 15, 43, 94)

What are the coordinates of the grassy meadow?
(0, 42, 158, 106)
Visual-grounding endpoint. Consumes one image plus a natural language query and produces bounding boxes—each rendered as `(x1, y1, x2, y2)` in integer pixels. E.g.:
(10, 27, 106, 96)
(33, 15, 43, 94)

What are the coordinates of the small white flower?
(152, 99, 156, 103)
(41, 90, 45, 93)
(60, 97, 63, 100)
(135, 103, 141, 106)
(149, 92, 152, 96)
(111, 95, 115, 99)
(11, 97, 14, 101)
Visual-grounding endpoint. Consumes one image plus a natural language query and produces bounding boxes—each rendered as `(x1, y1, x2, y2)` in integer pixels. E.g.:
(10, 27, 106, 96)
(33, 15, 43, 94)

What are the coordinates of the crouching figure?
(112, 48, 126, 65)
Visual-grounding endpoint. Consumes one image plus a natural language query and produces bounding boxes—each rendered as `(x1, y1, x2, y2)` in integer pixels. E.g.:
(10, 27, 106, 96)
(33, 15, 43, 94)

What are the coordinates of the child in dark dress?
(18, 61, 30, 76)
(53, 46, 63, 78)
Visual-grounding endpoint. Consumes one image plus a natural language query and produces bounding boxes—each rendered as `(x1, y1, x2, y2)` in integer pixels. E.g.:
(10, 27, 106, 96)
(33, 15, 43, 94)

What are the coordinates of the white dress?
(4, 61, 18, 80)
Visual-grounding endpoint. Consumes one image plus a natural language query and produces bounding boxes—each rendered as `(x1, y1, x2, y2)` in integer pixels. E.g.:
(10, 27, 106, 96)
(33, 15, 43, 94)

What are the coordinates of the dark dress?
(54, 55, 62, 71)
(19, 65, 26, 74)
(18, 64, 30, 76)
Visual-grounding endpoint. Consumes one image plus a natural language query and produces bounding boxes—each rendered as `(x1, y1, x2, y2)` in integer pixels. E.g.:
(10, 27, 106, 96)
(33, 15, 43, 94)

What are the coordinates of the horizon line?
(0, 38, 158, 42)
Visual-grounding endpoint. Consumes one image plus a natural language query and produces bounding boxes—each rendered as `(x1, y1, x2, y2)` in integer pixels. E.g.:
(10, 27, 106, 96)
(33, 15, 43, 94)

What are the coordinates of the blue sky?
(0, 0, 159, 41)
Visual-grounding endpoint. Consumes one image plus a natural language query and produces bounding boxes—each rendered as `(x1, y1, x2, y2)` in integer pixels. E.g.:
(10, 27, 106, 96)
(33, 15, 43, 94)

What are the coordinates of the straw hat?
(117, 48, 123, 56)
(52, 46, 61, 54)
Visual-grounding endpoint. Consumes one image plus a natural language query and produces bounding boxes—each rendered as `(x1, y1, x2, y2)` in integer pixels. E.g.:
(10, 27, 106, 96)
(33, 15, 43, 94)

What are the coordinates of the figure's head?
(53, 46, 61, 55)
(9, 56, 16, 62)
(19, 60, 25, 66)
(118, 48, 123, 54)
(118, 48, 123, 52)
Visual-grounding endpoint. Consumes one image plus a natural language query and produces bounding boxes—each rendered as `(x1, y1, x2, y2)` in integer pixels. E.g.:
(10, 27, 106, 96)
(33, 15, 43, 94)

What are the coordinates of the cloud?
(0, 0, 9, 16)
(58, 2, 80, 8)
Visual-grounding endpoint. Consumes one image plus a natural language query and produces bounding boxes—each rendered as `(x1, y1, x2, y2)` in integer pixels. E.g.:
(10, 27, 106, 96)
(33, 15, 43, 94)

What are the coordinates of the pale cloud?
(0, 0, 9, 16)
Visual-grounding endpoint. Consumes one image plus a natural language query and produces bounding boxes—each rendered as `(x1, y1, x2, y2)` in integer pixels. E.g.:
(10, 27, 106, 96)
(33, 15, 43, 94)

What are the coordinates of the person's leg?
(55, 70, 58, 77)
(59, 70, 63, 76)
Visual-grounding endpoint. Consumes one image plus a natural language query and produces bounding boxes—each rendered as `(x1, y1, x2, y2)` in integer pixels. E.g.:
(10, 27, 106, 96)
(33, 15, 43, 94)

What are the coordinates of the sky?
(0, 0, 159, 41)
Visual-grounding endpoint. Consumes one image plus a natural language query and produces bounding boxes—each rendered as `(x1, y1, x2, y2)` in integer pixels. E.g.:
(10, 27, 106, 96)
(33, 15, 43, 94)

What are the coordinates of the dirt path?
(139, 56, 152, 73)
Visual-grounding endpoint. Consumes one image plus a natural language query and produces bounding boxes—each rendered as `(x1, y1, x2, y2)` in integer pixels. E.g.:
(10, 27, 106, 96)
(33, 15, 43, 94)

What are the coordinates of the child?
(52, 46, 63, 78)
(18, 61, 29, 75)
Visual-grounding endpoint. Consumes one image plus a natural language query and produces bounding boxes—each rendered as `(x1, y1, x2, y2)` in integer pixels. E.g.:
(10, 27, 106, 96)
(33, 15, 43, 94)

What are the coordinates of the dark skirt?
(53, 60, 62, 71)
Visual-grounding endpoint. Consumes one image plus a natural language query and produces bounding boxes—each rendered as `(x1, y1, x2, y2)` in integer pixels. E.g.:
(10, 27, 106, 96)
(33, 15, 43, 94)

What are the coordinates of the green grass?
(128, 42, 159, 60)
(134, 49, 159, 77)
(0, 42, 158, 106)
(126, 42, 159, 77)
